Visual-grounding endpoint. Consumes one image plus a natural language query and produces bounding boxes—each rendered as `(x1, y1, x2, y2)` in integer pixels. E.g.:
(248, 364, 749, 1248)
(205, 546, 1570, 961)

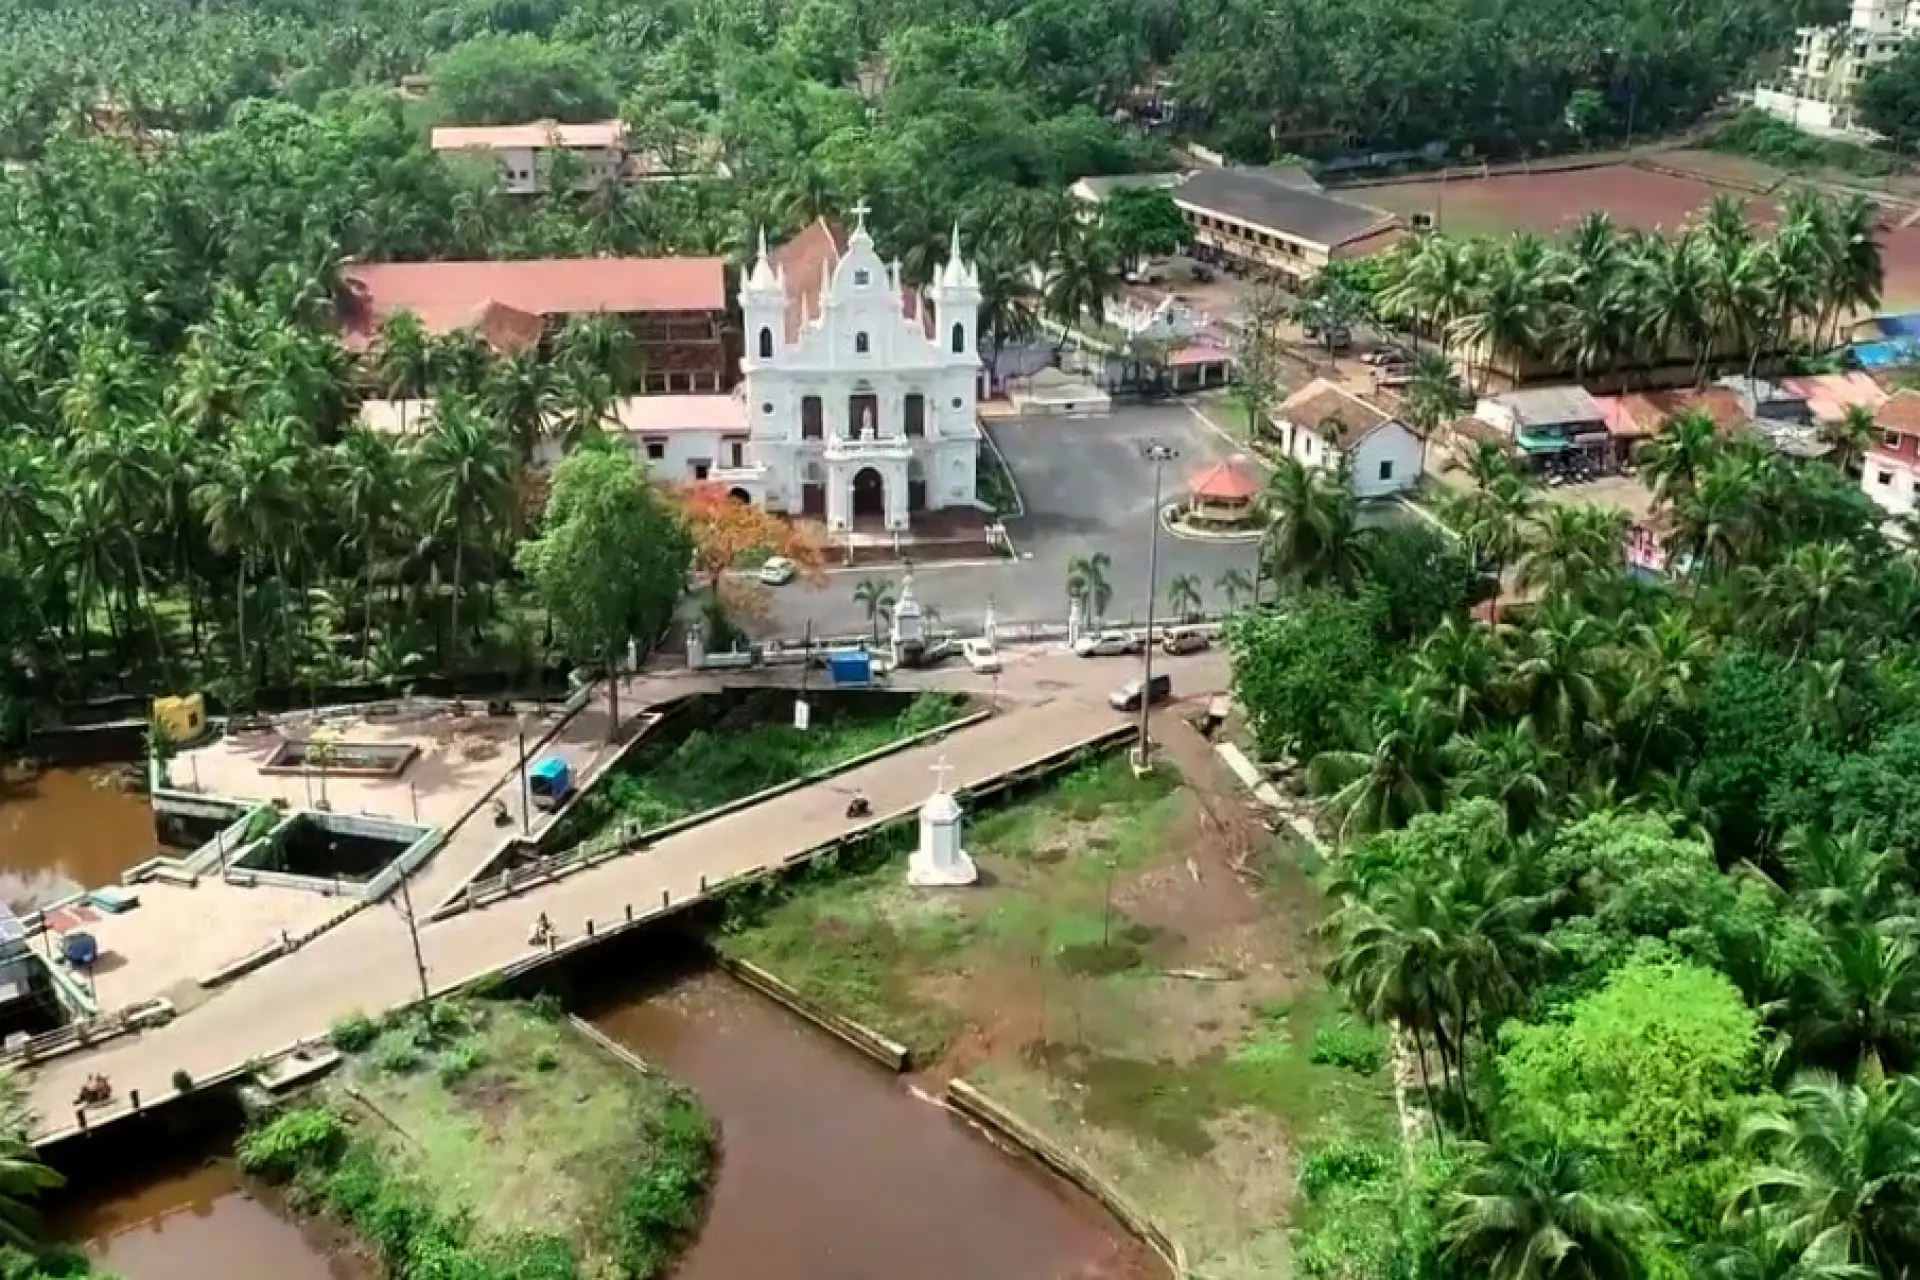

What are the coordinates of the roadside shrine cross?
(931, 753, 954, 795)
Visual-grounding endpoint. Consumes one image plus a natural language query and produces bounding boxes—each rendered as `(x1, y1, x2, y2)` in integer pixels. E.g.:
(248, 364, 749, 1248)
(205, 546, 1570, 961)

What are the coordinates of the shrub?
(532, 1046, 560, 1072)
(1298, 1140, 1393, 1197)
(611, 1098, 714, 1278)
(424, 999, 478, 1044)
(238, 1108, 346, 1180)
(1310, 1017, 1388, 1075)
(528, 991, 565, 1021)
(329, 1012, 379, 1052)
(370, 1029, 423, 1075)
(171, 1069, 193, 1093)
(437, 1042, 485, 1086)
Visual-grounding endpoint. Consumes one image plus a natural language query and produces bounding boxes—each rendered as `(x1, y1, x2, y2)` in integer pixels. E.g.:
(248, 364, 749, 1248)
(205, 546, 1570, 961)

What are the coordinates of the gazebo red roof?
(1188, 456, 1261, 503)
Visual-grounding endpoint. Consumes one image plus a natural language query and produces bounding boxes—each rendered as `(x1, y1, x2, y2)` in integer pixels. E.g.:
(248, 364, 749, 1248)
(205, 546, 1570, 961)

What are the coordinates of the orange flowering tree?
(669, 482, 826, 628)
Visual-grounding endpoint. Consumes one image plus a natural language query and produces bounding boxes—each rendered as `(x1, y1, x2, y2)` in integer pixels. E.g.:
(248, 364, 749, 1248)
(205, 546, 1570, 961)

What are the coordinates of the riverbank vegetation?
(719, 751, 1396, 1277)
(0, 1071, 84, 1277)
(1231, 411, 1920, 1275)
(564, 690, 968, 840)
(243, 997, 711, 1280)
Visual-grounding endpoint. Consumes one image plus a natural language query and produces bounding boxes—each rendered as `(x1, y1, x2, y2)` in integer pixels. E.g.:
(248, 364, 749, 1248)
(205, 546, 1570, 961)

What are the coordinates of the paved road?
(25, 649, 1228, 1141)
(762, 406, 1265, 640)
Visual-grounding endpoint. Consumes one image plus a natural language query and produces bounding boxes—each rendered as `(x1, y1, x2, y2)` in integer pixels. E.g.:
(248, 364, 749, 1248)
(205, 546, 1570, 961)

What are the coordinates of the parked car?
(758, 556, 797, 586)
(1074, 629, 1142, 657)
(962, 638, 1002, 674)
(1160, 626, 1212, 655)
(1109, 673, 1174, 712)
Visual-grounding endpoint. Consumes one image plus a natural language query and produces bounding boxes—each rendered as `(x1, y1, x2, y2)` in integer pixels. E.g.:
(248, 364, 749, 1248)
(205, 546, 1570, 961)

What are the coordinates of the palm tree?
(1415, 615, 1499, 730)
(414, 397, 514, 669)
(0, 1134, 62, 1250)
(1441, 1140, 1653, 1280)
(1166, 572, 1202, 622)
(1502, 604, 1608, 750)
(195, 420, 307, 679)
(852, 576, 895, 642)
(552, 313, 636, 393)
(373, 312, 434, 418)
(1262, 458, 1366, 589)
(1403, 351, 1468, 446)
(1042, 223, 1119, 356)
(1066, 552, 1113, 623)
(974, 247, 1037, 389)
(1215, 566, 1253, 614)
(1791, 928, 1920, 1078)
(1639, 410, 1722, 507)
(330, 426, 407, 678)
(485, 349, 560, 462)
(1326, 870, 1459, 1118)
(1731, 1072, 1920, 1275)
(1517, 505, 1628, 603)
(1450, 724, 1559, 835)
(1821, 405, 1877, 479)
(1308, 688, 1454, 838)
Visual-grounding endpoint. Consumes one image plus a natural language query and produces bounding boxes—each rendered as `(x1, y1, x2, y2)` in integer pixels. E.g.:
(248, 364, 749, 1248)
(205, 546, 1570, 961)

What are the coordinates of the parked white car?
(962, 638, 1002, 674)
(1074, 629, 1142, 657)
(757, 556, 797, 586)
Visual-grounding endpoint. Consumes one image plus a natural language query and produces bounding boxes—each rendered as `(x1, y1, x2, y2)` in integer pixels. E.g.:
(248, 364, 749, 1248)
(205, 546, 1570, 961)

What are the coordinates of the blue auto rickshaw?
(528, 756, 575, 811)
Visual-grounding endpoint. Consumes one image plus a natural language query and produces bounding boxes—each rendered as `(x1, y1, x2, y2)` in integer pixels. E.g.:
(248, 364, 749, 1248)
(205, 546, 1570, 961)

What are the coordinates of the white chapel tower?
(738, 206, 982, 533)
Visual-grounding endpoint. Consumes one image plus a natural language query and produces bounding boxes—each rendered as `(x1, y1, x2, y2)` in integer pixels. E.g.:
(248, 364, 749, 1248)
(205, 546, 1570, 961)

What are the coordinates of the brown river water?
(61, 968, 1158, 1280)
(0, 765, 158, 913)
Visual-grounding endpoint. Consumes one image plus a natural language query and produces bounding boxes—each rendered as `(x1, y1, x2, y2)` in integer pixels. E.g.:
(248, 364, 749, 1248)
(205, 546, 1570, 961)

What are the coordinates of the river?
(53, 966, 1158, 1280)
(0, 764, 158, 914)
(55, 1154, 358, 1280)
(588, 968, 1162, 1280)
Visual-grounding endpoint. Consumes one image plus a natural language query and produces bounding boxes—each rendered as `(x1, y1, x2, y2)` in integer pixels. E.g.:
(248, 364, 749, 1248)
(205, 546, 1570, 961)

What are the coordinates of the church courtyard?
(762, 402, 1267, 639)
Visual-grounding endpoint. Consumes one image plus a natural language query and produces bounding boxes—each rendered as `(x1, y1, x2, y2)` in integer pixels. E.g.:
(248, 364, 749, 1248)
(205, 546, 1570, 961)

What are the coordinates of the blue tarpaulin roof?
(529, 757, 572, 794)
(1873, 312, 1920, 340)
(1853, 339, 1920, 370)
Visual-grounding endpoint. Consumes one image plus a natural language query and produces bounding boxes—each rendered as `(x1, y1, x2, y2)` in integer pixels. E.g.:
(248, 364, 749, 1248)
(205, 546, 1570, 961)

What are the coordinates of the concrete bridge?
(24, 648, 1230, 1144)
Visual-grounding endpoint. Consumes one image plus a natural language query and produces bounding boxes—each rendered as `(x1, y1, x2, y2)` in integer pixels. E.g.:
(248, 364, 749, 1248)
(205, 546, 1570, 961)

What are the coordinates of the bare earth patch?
(718, 719, 1396, 1279)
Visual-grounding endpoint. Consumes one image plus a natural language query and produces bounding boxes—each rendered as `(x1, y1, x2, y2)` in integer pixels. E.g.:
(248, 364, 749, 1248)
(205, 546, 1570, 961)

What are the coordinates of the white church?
(733, 208, 983, 532)
(354, 206, 983, 535)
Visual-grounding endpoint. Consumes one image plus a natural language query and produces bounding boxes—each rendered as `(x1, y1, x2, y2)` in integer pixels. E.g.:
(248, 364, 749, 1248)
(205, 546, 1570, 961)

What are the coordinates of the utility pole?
(518, 720, 531, 835)
(395, 867, 431, 1003)
(1136, 440, 1178, 770)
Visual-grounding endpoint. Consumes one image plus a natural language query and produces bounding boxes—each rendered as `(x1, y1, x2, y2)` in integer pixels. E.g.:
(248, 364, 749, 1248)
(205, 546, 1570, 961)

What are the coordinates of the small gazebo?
(1185, 456, 1261, 526)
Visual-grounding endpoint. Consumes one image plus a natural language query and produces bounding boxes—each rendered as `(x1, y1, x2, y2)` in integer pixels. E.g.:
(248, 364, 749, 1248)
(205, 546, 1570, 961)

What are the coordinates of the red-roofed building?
(339, 257, 733, 392)
(1270, 379, 1422, 499)
(1186, 455, 1262, 525)
(1864, 388, 1920, 517)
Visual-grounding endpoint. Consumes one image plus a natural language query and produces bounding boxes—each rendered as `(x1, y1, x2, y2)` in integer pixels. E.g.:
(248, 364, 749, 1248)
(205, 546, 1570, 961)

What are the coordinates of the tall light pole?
(1137, 440, 1178, 770)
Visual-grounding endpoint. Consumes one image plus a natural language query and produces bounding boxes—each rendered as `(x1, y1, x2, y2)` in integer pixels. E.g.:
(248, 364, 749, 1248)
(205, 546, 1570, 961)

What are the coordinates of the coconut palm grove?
(7, 0, 1920, 1275)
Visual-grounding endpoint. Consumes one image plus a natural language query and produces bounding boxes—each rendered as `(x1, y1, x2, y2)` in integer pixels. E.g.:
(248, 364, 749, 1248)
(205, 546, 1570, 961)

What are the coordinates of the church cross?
(850, 198, 872, 229)
(930, 753, 954, 795)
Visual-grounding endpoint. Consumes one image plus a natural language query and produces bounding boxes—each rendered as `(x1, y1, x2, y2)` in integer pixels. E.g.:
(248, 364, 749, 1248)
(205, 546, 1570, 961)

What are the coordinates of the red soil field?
(1361, 163, 1920, 308)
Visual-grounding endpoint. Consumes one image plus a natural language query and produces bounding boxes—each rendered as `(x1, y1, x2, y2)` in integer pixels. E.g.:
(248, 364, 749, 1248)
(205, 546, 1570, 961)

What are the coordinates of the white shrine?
(889, 571, 926, 666)
(909, 755, 978, 888)
(738, 205, 983, 533)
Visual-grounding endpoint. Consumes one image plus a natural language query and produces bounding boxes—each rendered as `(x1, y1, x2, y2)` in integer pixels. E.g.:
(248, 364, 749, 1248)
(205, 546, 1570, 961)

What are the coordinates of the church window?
(801, 395, 824, 440)
(904, 393, 926, 438)
(950, 322, 966, 354)
(757, 327, 773, 359)
(951, 397, 962, 408)
(855, 332, 870, 354)
(761, 402, 774, 414)
(854, 269, 870, 285)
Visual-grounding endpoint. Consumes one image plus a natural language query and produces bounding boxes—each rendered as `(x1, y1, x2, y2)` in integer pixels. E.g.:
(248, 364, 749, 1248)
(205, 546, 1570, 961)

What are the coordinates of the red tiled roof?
(339, 257, 725, 350)
(1276, 378, 1395, 448)
(1603, 388, 1749, 439)
(1189, 456, 1261, 502)
(768, 218, 935, 341)
(1170, 340, 1233, 367)
(1879, 389, 1920, 436)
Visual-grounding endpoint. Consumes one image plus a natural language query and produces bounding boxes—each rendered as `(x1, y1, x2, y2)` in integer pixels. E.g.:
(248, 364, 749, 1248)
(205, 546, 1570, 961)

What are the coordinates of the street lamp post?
(518, 720, 531, 835)
(1137, 440, 1178, 770)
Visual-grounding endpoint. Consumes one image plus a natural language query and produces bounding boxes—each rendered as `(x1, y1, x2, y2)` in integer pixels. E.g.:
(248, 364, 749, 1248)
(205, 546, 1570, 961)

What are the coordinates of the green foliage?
(516, 449, 692, 680)
(1099, 188, 1189, 266)
(1228, 591, 1384, 760)
(429, 34, 616, 126)
(1706, 109, 1897, 176)
(1299, 1140, 1394, 1197)
(437, 1042, 486, 1087)
(330, 1012, 380, 1052)
(608, 1098, 713, 1279)
(1359, 524, 1479, 644)
(1498, 960, 1760, 1234)
(371, 1028, 426, 1075)
(1858, 44, 1920, 151)
(1311, 1018, 1389, 1076)
(238, 1108, 347, 1180)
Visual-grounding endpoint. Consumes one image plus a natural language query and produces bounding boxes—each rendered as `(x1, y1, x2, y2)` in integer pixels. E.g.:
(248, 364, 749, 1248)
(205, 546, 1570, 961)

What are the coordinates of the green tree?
(515, 447, 690, 737)
(1098, 188, 1188, 270)
(1859, 43, 1920, 152)
(1228, 590, 1383, 760)
(429, 35, 617, 126)
(852, 577, 895, 643)
(415, 397, 514, 670)
(1166, 572, 1202, 621)
(1440, 1140, 1654, 1280)
(1066, 551, 1113, 622)
(0, 1070, 61, 1249)
(1262, 457, 1367, 590)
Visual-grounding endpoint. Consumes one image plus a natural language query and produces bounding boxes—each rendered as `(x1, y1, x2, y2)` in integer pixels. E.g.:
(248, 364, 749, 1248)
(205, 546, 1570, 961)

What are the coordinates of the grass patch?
(570, 689, 968, 838)
(240, 997, 713, 1280)
(718, 749, 1396, 1280)
(1704, 108, 1900, 178)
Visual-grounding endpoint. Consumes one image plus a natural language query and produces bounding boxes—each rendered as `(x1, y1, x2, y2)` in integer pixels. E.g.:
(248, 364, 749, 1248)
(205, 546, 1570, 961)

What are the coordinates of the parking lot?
(761, 403, 1266, 640)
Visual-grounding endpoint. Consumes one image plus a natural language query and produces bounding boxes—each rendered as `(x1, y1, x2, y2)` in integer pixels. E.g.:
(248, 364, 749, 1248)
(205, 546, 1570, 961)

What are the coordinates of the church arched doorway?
(728, 487, 751, 504)
(907, 458, 927, 512)
(852, 466, 886, 519)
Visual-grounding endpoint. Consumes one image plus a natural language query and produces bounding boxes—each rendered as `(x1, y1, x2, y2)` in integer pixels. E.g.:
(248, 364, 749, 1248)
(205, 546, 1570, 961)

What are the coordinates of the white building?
(1755, 0, 1920, 137)
(355, 210, 984, 535)
(1271, 379, 1422, 500)
(430, 121, 628, 195)
(1863, 388, 1920, 517)
(737, 211, 981, 533)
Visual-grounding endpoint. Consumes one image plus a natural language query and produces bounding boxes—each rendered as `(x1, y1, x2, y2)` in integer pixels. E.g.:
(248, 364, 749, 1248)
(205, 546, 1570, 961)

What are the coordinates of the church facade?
(733, 211, 982, 533)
